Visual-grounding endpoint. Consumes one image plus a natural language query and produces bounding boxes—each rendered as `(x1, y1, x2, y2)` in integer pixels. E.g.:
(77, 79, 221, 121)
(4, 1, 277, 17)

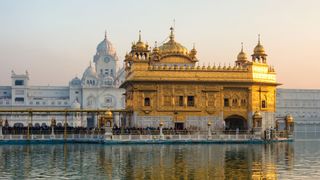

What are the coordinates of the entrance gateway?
(224, 115, 247, 131)
(175, 123, 184, 130)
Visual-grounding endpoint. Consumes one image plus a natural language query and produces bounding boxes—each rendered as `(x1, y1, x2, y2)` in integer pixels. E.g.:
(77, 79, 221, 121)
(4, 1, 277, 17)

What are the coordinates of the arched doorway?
(224, 115, 247, 131)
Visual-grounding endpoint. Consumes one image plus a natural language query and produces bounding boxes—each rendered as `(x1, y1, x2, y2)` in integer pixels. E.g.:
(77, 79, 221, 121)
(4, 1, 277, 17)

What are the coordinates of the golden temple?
(120, 27, 279, 131)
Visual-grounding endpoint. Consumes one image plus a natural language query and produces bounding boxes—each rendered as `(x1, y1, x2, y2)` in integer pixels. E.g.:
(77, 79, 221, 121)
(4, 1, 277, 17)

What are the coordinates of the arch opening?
(225, 115, 247, 131)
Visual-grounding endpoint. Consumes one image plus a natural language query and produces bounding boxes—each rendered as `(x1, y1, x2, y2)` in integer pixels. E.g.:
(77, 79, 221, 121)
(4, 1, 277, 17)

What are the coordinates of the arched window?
(262, 100, 267, 108)
(232, 99, 238, 106)
(241, 99, 246, 106)
(144, 97, 150, 106)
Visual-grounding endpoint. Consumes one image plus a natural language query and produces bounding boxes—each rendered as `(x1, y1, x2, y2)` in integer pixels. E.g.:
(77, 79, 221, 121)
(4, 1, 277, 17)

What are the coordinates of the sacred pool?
(0, 141, 318, 179)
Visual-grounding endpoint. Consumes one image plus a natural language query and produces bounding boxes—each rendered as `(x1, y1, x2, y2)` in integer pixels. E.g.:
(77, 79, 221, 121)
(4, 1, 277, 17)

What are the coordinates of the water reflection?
(0, 142, 317, 179)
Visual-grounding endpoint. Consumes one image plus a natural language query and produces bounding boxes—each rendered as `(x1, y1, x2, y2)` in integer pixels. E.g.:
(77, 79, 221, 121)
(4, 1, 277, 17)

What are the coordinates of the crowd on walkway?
(0, 124, 255, 135)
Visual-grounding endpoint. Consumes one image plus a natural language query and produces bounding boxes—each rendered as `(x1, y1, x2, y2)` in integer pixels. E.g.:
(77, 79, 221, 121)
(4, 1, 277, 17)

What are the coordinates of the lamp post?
(51, 118, 56, 137)
(159, 121, 164, 140)
(207, 121, 212, 139)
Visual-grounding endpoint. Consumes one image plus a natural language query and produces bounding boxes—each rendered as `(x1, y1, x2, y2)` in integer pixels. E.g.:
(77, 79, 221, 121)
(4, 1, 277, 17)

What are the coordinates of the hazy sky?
(0, 0, 320, 88)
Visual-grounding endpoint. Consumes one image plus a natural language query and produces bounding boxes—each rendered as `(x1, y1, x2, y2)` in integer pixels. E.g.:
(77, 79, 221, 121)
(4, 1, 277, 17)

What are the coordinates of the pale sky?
(0, 0, 320, 88)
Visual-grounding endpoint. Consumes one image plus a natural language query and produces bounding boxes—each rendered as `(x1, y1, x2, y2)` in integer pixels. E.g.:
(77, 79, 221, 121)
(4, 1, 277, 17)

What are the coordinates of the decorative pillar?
(252, 111, 263, 138)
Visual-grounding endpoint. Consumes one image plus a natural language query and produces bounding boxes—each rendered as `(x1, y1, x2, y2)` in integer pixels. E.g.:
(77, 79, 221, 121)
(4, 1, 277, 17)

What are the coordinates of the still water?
(0, 141, 318, 179)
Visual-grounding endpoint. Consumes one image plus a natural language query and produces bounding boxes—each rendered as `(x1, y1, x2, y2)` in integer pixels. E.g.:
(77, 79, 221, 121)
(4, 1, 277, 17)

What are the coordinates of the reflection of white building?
(0, 33, 125, 128)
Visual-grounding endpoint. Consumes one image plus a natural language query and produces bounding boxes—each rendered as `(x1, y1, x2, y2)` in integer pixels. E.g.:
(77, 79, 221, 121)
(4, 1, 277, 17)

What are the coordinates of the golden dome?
(104, 109, 113, 118)
(158, 27, 189, 56)
(253, 35, 266, 55)
(152, 41, 160, 53)
(253, 111, 262, 119)
(132, 30, 148, 50)
(237, 43, 247, 61)
(190, 43, 197, 57)
(136, 41, 146, 49)
(285, 114, 294, 123)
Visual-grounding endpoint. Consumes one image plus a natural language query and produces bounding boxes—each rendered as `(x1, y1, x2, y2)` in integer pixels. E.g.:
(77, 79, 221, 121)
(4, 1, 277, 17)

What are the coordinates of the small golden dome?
(152, 41, 160, 53)
(254, 44, 265, 54)
(158, 27, 189, 55)
(253, 111, 262, 119)
(105, 109, 113, 118)
(131, 42, 136, 49)
(132, 30, 147, 50)
(237, 43, 247, 61)
(285, 114, 294, 123)
(253, 35, 266, 55)
(190, 43, 197, 56)
(136, 41, 146, 49)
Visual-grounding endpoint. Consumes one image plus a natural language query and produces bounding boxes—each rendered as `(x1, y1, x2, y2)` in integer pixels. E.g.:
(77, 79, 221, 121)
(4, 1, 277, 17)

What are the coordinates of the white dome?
(71, 100, 81, 109)
(97, 35, 116, 56)
(70, 77, 81, 86)
(82, 64, 97, 79)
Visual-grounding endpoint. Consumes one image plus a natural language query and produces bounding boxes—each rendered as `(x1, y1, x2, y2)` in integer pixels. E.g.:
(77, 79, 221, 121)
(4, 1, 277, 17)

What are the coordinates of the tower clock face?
(104, 56, 110, 63)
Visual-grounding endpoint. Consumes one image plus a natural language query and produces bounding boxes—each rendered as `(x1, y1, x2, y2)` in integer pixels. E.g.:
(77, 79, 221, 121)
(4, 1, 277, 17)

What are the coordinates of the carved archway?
(224, 115, 247, 131)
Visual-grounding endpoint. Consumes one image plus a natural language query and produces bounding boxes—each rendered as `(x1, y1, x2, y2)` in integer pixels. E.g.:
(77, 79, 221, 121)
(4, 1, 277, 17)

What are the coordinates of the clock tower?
(93, 32, 118, 79)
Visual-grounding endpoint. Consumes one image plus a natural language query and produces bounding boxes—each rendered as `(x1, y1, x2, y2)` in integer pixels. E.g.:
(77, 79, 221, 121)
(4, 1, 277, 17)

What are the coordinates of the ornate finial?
(193, 43, 195, 49)
(169, 27, 175, 41)
(155, 41, 158, 48)
(104, 30, 107, 39)
(241, 42, 244, 52)
(138, 30, 141, 42)
(258, 34, 261, 45)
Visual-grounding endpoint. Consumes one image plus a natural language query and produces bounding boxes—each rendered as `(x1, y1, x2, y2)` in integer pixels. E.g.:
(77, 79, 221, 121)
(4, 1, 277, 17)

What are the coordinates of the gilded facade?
(120, 28, 279, 131)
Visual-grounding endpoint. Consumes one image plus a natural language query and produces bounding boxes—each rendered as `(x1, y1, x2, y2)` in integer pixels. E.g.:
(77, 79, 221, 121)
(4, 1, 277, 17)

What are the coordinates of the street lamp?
(207, 121, 212, 139)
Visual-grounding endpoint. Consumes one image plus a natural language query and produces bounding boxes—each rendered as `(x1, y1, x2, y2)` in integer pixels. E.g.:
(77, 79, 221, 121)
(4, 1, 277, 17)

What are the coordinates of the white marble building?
(0, 33, 125, 128)
(276, 88, 320, 138)
(276, 89, 320, 123)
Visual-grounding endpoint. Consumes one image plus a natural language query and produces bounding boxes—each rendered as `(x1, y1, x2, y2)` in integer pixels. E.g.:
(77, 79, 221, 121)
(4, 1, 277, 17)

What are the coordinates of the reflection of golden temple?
(121, 27, 279, 132)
